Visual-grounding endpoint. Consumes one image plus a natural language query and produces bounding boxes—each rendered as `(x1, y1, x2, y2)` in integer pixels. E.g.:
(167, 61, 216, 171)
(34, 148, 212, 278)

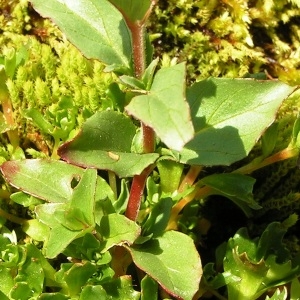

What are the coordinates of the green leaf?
(80, 285, 107, 300)
(119, 75, 146, 90)
(108, 0, 152, 22)
(178, 78, 295, 165)
(33, 169, 97, 258)
(224, 223, 300, 300)
(22, 219, 50, 242)
(126, 63, 195, 151)
(38, 293, 69, 299)
(31, 0, 132, 72)
(141, 275, 158, 300)
(9, 282, 32, 300)
(58, 111, 159, 177)
(64, 261, 97, 297)
(68, 168, 97, 227)
(98, 214, 141, 252)
(157, 159, 184, 193)
(261, 122, 278, 157)
(142, 197, 173, 238)
(128, 230, 202, 300)
(142, 58, 159, 90)
(0, 159, 85, 203)
(200, 173, 260, 216)
(0, 266, 14, 296)
(11, 191, 44, 207)
(291, 278, 300, 300)
(102, 276, 140, 300)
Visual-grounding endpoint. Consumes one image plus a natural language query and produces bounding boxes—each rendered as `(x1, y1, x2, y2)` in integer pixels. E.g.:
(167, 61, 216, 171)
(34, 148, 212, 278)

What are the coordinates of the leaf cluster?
(0, 1, 300, 300)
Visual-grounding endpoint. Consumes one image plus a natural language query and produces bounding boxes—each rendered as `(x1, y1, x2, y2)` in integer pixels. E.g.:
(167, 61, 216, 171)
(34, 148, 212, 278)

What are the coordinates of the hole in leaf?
(71, 175, 81, 189)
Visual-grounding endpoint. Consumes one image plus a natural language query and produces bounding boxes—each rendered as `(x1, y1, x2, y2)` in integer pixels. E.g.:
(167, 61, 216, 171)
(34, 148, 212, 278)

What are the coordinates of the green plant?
(0, 0, 300, 299)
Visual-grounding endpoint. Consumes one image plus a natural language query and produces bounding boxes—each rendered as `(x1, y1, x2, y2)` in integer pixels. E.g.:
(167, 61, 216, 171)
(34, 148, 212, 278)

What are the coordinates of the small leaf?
(142, 58, 159, 90)
(128, 230, 202, 300)
(200, 173, 260, 216)
(0, 159, 85, 203)
(261, 122, 278, 157)
(98, 214, 141, 252)
(119, 75, 146, 90)
(31, 0, 132, 72)
(178, 78, 296, 165)
(126, 63, 194, 151)
(80, 285, 107, 300)
(64, 262, 97, 297)
(157, 159, 184, 193)
(142, 197, 173, 238)
(141, 275, 158, 300)
(11, 191, 43, 207)
(22, 219, 50, 242)
(102, 276, 140, 300)
(58, 111, 159, 177)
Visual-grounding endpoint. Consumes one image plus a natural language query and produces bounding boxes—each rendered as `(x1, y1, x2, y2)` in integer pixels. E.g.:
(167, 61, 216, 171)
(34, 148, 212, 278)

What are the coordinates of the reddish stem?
(124, 19, 156, 221)
(127, 22, 146, 79)
(142, 123, 155, 153)
(125, 166, 153, 221)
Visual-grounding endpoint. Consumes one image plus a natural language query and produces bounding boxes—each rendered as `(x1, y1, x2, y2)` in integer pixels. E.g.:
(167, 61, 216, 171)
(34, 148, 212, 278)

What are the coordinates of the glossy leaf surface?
(128, 230, 202, 300)
(58, 111, 159, 177)
(178, 78, 295, 165)
(31, 0, 132, 72)
(126, 63, 194, 151)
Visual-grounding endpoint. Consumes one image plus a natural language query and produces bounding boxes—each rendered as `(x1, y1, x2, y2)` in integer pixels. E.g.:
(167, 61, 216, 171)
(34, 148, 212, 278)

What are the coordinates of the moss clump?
(149, 0, 300, 84)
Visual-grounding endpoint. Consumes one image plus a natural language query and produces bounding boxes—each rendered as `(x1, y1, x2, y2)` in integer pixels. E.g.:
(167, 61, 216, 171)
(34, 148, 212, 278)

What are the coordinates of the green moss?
(149, 0, 300, 84)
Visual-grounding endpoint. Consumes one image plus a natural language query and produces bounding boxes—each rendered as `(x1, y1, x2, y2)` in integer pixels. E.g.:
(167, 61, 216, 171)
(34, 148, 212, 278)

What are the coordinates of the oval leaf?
(178, 78, 296, 166)
(127, 231, 202, 300)
(98, 214, 141, 252)
(31, 0, 132, 72)
(58, 111, 159, 177)
(0, 159, 85, 203)
(126, 63, 194, 151)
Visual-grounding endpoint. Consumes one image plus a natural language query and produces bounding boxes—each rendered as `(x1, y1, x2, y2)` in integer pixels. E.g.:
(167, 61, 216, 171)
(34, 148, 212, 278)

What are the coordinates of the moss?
(149, 0, 300, 84)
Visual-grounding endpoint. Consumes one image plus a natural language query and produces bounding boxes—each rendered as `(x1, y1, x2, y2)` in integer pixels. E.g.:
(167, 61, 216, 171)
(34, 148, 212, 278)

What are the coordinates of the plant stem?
(167, 185, 213, 230)
(128, 22, 146, 79)
(125, 166, 153, 220)
(124, 19, 156, 221)
(178, 165, 202, 192)
(0, 208, 26, 224)
(233, 147, 299, 174)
